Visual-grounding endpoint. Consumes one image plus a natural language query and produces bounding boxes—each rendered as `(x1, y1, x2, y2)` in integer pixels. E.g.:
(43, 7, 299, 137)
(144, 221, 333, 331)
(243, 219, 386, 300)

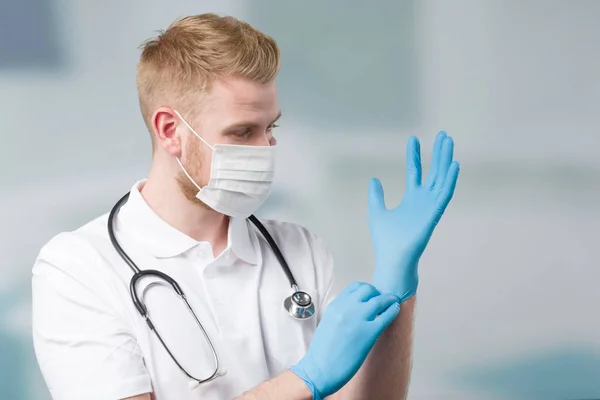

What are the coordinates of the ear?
(151, 107, 183, 157)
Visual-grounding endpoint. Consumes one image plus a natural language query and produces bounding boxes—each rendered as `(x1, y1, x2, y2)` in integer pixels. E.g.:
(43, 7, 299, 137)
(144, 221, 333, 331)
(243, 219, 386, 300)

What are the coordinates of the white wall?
(1, 1, 599, 399)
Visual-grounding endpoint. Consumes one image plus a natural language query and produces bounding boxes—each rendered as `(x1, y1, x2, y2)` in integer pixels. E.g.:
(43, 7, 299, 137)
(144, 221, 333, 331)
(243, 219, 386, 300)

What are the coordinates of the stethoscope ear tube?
(108, 192, 139, 273)
(247, 215, 297, 289)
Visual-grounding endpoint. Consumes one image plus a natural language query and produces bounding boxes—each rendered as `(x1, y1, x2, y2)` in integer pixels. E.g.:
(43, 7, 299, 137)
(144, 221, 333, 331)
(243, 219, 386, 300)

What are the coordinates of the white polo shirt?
(32, 180, 336, 400)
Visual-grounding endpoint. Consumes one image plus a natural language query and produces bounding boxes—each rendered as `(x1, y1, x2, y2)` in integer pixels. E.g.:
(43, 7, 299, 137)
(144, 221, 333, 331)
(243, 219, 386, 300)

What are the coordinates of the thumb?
(373, 302, 401, 334)
(368, 178, 386, 215)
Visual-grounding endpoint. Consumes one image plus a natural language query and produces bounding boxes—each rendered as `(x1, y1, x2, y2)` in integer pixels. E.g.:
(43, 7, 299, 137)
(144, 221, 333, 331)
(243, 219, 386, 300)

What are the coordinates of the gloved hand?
(369, 131, 460, 301)
(289, 282, 400, 399)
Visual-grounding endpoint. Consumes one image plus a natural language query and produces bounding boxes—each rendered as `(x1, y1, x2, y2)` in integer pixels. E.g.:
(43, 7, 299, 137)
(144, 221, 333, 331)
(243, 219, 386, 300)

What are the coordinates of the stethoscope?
(107, 192, 315, 390)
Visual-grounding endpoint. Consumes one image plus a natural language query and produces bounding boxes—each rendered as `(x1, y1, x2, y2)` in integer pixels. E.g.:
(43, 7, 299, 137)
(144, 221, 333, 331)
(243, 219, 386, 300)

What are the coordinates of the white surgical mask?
(174, 110, 276, 218)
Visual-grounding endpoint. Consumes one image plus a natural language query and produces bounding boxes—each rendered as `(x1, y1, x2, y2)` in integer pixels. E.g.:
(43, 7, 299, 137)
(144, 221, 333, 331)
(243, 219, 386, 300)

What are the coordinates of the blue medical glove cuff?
(398, 287, 417, 303)
(373, 260, 419, 301)
(372, 276, 418, 301)
(289, 357, 324, 400)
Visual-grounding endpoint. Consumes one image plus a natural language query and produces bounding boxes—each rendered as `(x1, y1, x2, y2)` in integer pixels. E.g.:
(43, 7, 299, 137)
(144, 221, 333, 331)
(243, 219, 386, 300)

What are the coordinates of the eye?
(232, 129, 251, 138)
(267, 124, 280, 132)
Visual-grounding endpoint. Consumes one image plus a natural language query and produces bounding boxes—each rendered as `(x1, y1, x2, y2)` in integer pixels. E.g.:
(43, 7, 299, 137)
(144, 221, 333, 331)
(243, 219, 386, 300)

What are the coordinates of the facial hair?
(175, 141, 214, 211)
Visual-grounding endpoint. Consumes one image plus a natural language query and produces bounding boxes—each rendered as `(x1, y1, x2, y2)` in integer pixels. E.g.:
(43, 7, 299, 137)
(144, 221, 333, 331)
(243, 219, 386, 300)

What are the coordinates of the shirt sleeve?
(32, 233, 153, 400)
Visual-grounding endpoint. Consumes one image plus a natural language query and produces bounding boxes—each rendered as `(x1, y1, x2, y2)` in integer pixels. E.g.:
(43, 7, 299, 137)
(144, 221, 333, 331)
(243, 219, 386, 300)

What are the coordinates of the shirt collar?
(117, 179, 258, 265)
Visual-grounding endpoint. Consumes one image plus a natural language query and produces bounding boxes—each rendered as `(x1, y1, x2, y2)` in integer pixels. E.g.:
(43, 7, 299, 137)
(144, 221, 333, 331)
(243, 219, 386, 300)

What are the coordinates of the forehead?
(204, 76, 278, 117)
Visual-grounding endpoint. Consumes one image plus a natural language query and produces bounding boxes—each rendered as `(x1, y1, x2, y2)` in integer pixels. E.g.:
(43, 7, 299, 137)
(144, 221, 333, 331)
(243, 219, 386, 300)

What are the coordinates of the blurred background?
(1, 0, 599, 399)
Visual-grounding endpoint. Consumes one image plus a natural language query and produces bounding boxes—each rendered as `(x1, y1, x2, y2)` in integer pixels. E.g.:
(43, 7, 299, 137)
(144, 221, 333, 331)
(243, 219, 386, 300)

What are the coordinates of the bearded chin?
(175, 146, 214, 211)
(176, 171, 199, 200)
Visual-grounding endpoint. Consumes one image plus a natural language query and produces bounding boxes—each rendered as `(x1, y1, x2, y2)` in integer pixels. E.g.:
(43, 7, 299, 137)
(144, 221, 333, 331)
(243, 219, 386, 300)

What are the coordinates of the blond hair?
(136, 13, 280, 144)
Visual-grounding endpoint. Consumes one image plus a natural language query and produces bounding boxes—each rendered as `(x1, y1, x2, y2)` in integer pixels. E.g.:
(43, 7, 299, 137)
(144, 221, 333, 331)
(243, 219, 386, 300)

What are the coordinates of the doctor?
(31, 13, 459, 400)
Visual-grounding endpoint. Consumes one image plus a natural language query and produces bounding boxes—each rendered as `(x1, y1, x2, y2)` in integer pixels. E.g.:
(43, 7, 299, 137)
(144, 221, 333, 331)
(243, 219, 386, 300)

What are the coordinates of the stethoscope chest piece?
(283, 289, 315, 319)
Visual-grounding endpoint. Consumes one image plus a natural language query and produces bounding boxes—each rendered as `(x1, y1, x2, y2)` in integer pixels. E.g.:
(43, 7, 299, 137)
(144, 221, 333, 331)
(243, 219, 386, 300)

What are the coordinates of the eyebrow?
(270, 111, 282, 125)
(223, 111, 282, 132)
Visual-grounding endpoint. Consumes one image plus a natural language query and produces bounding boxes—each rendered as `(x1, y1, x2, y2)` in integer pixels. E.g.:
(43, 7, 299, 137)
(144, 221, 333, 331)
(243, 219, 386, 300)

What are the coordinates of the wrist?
(289, 360, 323, 400)
(372, 262, 419, 301)
(284, 369, 315, 400)
(373, 283, 417, 302)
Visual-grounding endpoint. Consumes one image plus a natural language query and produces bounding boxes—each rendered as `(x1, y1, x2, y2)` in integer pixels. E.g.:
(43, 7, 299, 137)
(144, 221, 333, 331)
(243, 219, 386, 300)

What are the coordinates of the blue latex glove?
(289, 282, 400, 399)
(369, 131, 460, 301)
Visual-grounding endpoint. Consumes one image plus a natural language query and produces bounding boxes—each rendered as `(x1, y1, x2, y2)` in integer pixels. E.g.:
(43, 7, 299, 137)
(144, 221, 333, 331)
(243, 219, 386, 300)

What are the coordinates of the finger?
(371, 301, 401, 333)
(437, 161, 460, 210)
(432, 136, 454, 191)
(405, 136, 422, 191)
(351, 282, 381, 302)
(425, 131, 447, 189)
(363, 294, 402, 321)
(368, 178, 386, 215)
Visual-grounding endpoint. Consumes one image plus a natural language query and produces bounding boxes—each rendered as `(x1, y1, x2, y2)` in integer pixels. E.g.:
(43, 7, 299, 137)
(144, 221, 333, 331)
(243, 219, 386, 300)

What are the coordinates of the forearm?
(236, 370, 313, 400)
(333, 296, 416, 400)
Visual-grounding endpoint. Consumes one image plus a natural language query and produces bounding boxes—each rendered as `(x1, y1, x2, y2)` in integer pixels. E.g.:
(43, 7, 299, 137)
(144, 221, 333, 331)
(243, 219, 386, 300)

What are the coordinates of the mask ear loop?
(174, 110, 214, 150)
(175, 158, 203, 192)
(173, 110, 214, 193)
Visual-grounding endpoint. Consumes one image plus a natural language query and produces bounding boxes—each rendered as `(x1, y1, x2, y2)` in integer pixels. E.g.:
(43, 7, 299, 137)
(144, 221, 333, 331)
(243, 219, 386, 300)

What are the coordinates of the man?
(32, 13, 459, 400)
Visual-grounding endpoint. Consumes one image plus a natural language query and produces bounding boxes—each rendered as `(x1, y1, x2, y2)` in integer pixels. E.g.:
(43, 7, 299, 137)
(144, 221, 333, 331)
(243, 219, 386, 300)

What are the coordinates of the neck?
(140, 163, 229, 255)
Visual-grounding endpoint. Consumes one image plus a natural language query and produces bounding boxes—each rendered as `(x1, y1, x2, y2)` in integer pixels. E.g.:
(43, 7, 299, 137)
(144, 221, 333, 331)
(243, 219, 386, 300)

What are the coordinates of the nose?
(254, 132, 274, 146)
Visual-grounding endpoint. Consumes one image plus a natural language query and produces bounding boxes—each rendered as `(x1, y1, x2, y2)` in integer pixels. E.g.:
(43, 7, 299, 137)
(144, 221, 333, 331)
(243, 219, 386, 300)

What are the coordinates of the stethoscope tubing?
(106, 191, 308, 386)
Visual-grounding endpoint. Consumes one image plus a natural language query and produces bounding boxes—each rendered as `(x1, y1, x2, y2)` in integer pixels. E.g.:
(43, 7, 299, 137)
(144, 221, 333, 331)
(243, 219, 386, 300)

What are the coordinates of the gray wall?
(1, 1, 599, 399)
